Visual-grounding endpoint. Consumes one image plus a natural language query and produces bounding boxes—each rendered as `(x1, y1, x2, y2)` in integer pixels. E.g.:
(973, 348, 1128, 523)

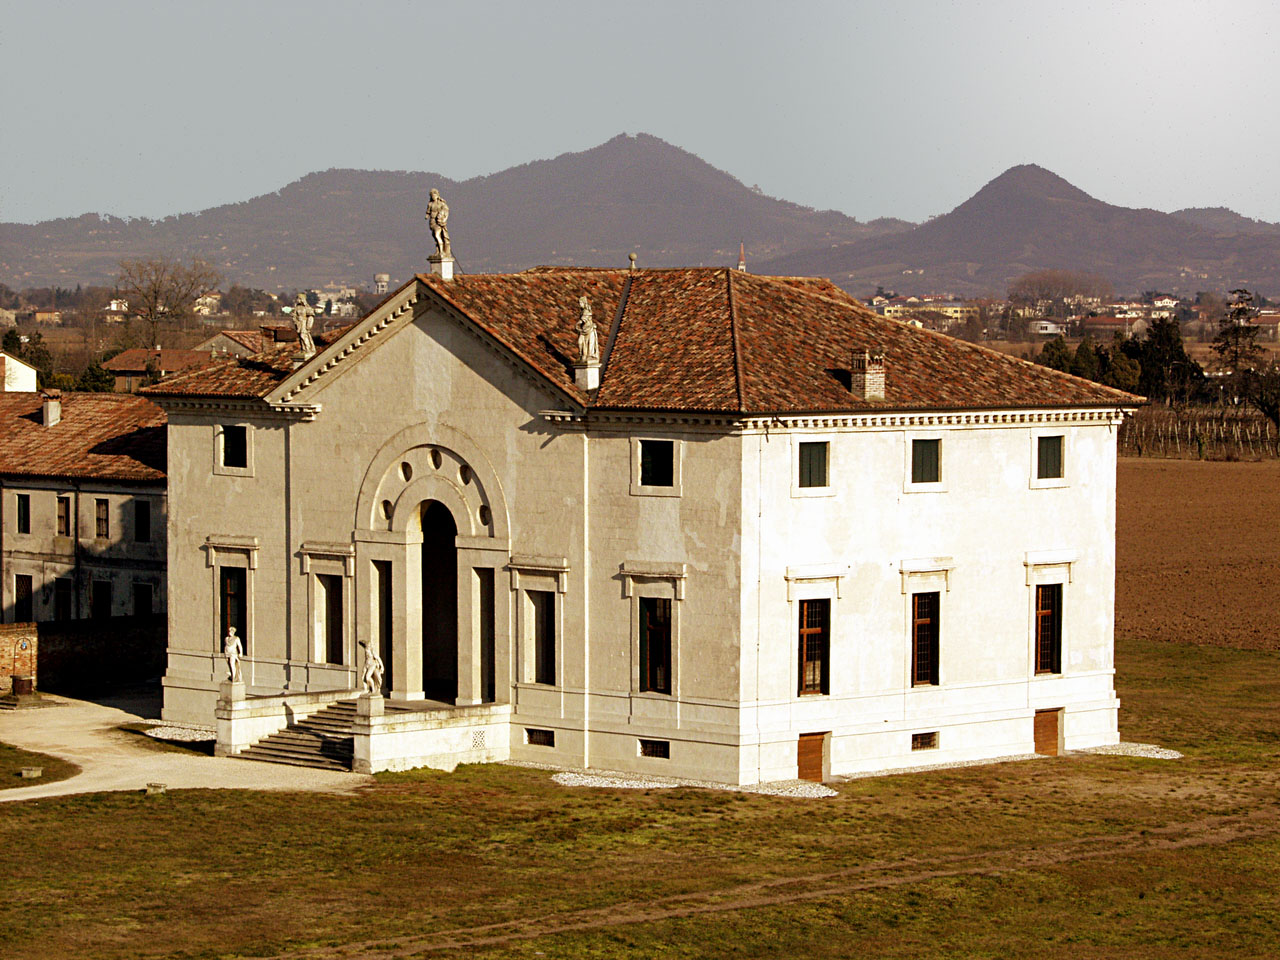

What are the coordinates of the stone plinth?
(429, 255, 455, 281)
(573, 361, 601, 391)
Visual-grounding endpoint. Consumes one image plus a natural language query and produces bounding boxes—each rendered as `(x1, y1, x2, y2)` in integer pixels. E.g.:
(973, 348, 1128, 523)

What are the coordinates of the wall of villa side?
(737, 411, 1122, 784)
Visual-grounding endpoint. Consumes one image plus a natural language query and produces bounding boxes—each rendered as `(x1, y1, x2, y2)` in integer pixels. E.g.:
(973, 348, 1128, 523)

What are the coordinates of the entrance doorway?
(420, 501, 458, 703)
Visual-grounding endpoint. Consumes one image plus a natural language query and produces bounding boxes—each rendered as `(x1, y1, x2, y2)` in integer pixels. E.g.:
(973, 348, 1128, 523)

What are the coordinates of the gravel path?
(0, 693, 371, 802)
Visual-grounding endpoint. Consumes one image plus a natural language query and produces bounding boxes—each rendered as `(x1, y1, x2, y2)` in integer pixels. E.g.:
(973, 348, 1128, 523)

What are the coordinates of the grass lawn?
(0, 634, 1276, 959)
(0, 741, 78, 791)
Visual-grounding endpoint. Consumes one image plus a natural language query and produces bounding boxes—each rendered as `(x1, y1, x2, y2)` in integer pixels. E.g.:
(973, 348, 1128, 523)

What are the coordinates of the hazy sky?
(2, 0, 1277, 224)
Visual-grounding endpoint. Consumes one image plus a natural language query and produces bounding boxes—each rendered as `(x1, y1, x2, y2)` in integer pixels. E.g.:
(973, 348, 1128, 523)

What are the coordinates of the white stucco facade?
(155, 271, 1129, 784)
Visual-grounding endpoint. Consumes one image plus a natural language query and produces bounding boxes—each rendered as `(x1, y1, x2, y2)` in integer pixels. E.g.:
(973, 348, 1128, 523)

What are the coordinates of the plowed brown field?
(1118, 457, 1280, 650)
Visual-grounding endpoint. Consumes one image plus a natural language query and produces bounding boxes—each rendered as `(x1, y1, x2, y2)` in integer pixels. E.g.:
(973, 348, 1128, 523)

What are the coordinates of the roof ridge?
(725, 268, 745, 411)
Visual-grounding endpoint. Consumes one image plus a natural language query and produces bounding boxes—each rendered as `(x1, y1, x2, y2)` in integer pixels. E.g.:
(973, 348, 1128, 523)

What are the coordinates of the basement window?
(639, 739, 670, 759)
(911, 731, 939, 751)
(525, 728, 555, 747)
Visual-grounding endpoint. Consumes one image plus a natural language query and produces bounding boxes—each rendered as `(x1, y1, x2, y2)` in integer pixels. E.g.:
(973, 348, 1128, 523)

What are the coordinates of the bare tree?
(116, 256, 221, 347)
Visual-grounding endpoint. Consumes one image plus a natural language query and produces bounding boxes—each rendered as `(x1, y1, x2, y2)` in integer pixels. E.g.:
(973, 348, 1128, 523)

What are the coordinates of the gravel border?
(1076, 741, 1184, 760)
(140, 723, 216, 743)
(510, 761, 838, 798)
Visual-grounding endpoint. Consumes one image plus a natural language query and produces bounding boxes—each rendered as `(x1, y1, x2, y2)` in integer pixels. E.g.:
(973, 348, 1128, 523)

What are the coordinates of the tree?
(1008, 270, 1115, 314)
(1240, 365, 1280, 431)
(2, 328, 21, 355)
(76, 361, 115, 392)
(1036, 336, 1072, 372)
(1211, 289, 1263, 374)
(1123, 317, 1202, 402)
(1098, 336, 1141, 393)
(1070, 339, 1100, 381)
(116, 256, 221, 347)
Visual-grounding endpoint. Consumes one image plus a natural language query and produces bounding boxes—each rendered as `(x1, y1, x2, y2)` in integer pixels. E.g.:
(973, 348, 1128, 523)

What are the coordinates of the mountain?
(0, 134, 912, 289)
(1170, 206, 1280, 237)
(759, 165, 1280, 297)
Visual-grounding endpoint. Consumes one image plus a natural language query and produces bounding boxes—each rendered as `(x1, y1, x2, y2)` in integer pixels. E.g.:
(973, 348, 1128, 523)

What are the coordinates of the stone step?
(242, 738, 352, 762)
(262, 732, 353, 752)
(236, 749, 350, 771)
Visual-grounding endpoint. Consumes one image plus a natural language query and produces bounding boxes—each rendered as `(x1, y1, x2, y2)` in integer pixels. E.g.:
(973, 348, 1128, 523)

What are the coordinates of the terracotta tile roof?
(218, 330, 266, 352)
(0, 393, 166, 482)
(103, 348, 214, 374)
(145, 268, 1141, 412)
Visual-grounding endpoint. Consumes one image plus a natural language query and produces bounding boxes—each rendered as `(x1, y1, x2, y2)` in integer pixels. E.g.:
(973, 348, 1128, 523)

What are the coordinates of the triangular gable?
(264, 275, 590, 411)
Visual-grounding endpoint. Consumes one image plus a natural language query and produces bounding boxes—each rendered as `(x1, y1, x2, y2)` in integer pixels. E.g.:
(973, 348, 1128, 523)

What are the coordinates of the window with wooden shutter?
(95, 498, 109, 539)
(798, 598, 830, 695)
(56, 496, 71, 537)
(911, 591, 940, 686)
(1035, 583, 1063, 674)
(911, 438, 941, 484)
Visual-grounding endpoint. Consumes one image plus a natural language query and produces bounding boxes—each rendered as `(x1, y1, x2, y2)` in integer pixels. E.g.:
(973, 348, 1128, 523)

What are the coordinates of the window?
(222, 425, 248, 469)
(1035, 583, 1063, 674)
(526, 728, 555, 747)
(912, 731, 939, 751)
(91, 580, 113, 620)
(56, 496, 71, 537)
(132, 581, 153, 617)
(134, 499, 152, 543)
(316, 573, 343, 664)
(639, 440, 674, 487)
(797, 598, 830, 695)
(95, 498, 109, 539)
(220, 567, 247, 645)
(54, 578, 73, 621)
(14, 574, 33, 622)
(639, 596, 672, 694)
(798, 441, 829, 488)
(911, 438, 941, 484)
(529, 589, 556, 685)
(911, 591, 940, 686)
(15, 494, 30, 534)
(639, 739, 670, 759)
(1037, 435, 1064, 480)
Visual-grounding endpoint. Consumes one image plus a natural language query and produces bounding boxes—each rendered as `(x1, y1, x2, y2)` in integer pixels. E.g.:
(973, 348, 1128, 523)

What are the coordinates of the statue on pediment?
(425, 188, 452, 258)
(292, 294, 316, 358)
(576, 295, 599, 365)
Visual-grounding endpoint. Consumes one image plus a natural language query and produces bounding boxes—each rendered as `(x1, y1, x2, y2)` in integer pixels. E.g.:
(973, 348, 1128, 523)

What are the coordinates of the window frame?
(630, 436, 683, 497)
(623, 564, 685, 699)
(14, 573, 34, 622)
(527, 588, 557, 686)
(638, 595, 673, 695)
(904, 432, 946, 492)
(792, 437, 835, 498)
(1034, 582, 1063, 675)
(797, 597, 831, 696)
(15, 493, 30, 535)
(214, 423, 255, 477)
(300, 545, 354, 668)
(95, 498, 110, 539)
(132, 580, 154, 618)
(134, 498, 152, 543)
(56, 495, 71, 537)
(910, 590, 941, 687)
(1030, 430, 1069, 489)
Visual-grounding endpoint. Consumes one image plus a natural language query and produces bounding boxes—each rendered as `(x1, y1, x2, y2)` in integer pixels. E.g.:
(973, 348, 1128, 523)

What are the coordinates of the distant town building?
(374, 273, 391, 295)
(1, 391, 167, 624)
(102, 348, 216, 393)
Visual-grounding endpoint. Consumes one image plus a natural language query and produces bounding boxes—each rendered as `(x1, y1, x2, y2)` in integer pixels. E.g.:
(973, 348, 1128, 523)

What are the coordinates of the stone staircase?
(237, 700, 356, 771)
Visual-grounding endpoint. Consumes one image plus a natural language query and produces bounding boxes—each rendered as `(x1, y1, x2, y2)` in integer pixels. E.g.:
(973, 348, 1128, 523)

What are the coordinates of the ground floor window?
(911, 591, 940, 686)
(529, 589, 555, 685)
(798, 598, 830, 695)
(132, 581, 153, 617)
(316, 573, 344, 664)
(220, 567, 247, 645)
(1035, 583, 1063, 674)
(54, 578, 73, 621)
(639, 596, 672, 694)
(14, 574, 33, 622)
(91, 580, 113, 620)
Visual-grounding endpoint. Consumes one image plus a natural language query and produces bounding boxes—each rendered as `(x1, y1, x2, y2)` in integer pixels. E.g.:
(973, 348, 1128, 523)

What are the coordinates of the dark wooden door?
(1034, 709, 1060, 756)
(797, 732, 827, 782)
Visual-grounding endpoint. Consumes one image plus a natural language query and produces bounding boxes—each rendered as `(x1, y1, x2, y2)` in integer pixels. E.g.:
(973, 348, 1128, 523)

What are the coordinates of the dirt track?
(1117, 458, 1280, 650)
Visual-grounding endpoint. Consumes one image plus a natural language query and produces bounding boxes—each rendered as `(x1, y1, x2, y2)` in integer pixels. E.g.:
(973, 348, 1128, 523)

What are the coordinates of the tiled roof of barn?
(0, 392, 166, 482)
(144, 268, 1140, 412)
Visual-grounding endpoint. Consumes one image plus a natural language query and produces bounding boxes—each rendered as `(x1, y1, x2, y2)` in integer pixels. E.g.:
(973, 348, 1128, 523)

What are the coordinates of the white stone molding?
(899, 556, 955, 594)
(785, 563, 848, 601)
(1024, 549, 1079, 584)
(508, 555, 570, 593)
(204, 535, 259, 569)
(620, 561, 688, 600)
(299, 540, 355, 577)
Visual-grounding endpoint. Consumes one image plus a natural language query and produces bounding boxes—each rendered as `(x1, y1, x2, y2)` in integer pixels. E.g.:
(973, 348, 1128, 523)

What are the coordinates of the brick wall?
(34, 616, 167, 694)
(0, 622, 39, 695)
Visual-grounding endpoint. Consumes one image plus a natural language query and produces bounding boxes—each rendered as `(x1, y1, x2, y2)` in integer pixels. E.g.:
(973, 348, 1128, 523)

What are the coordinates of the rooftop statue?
(576, 295, 599, 365)
(292, 293, 316, 359)
(425, 188, 452, 258)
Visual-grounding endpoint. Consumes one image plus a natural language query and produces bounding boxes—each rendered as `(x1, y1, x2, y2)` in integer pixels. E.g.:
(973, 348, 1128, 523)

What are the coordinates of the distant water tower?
(374, 272, 390, 295)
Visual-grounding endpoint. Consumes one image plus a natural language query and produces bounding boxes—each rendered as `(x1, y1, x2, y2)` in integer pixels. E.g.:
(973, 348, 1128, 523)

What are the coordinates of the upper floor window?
(798, 441, 829, 488)
(631, 437, 682, 496)
(56, 496, 71, 537)
(1037, 435, 1064, 480)
(222, 425, 248, 469)
(15, 494, 30, 534)
(95, 498, 109, 539)
(911, 439, 941, 485)
(640, 440, 673, 487)
(134, 499, 152, 543)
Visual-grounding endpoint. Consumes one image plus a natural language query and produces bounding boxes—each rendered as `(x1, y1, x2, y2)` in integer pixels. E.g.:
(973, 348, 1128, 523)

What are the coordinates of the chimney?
(41, 389, 62, 426)
(851, 350, 885, 401)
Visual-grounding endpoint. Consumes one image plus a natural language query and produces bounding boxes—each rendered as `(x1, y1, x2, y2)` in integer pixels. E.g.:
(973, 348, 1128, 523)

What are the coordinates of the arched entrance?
(420, 500, 458, 703)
